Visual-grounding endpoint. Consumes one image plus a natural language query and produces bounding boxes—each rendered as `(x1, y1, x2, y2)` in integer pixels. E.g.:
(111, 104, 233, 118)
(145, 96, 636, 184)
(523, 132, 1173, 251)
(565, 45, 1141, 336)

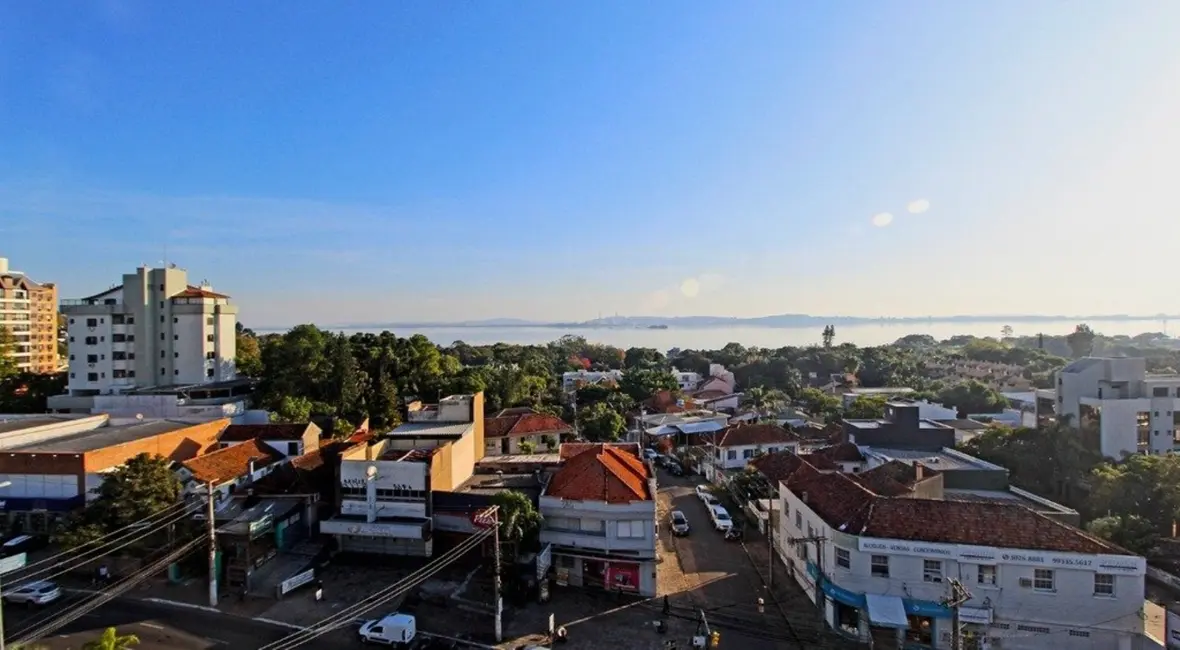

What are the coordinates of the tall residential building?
(59, 265, 238, 396)
(0, 256, 60, 374)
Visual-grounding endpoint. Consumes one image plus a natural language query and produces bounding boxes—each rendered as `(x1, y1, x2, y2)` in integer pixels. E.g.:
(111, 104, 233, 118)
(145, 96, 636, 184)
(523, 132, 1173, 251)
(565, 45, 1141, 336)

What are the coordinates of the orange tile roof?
(183, 439, 284, 485)
(485, 409, 573, 439)
(174, 286, 230, 299)
(717, 423, 799, 448)
(547, 443, 651, 503)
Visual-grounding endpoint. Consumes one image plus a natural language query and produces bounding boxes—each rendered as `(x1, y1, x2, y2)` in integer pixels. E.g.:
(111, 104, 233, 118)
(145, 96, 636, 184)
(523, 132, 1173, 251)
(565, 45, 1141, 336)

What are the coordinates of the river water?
(290, 319, 1171, 349)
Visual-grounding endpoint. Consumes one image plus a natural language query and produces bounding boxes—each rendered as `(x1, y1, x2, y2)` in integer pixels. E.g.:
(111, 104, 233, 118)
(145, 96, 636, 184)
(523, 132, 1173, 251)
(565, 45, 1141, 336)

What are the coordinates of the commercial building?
(56, 264, 238, 398)
(0, 256, 59, 374)
(483, 407, 573, 456)
(539, 443, 657, 597)
(0, 415, 227, 533)
(771, 455, 1150, 650)
(320, 393, 486, 557)
(1050, 356, 1180, 457)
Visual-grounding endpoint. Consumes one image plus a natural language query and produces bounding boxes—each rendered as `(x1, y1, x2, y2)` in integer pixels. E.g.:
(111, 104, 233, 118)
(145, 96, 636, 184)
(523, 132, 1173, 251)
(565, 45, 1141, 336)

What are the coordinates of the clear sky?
(2, 1, 1179, 327)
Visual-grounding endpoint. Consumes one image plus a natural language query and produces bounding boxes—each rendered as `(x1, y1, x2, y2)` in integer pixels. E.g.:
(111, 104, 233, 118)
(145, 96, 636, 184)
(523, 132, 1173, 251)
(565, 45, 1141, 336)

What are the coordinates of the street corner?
(254, 562, 414, 628)
(501, 589, 700, 650)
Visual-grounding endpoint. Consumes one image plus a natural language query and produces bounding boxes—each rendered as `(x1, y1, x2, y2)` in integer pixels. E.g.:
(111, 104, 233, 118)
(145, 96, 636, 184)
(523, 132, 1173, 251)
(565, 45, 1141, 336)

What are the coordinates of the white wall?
(539, 497, 656, 555)
(714, 442, 799, 470)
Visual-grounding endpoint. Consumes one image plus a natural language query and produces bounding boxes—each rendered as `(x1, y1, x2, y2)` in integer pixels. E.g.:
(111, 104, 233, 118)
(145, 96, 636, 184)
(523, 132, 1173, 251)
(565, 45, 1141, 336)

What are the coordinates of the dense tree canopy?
(936, 380, 1009, 417)
(56, 453, 183, 548)
(0, 326, 18, 380)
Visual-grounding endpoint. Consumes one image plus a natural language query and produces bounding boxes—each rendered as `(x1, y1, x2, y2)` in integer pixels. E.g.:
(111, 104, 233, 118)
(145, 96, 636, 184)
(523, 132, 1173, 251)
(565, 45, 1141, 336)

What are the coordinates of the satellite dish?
(365, 465, 378, 479)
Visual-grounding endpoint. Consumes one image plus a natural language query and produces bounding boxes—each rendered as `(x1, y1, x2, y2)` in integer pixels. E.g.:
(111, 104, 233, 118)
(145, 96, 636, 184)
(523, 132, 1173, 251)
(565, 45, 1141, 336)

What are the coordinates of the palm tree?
(82, 627, 140, 650)
(743, 387, 785, 418)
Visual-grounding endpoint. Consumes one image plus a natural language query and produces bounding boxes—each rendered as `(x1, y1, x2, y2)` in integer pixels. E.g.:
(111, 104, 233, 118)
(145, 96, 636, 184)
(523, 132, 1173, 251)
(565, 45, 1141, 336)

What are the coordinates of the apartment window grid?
(870, 555, 889, 578)
(1093, 573, 1114, 597)
(977, 564, 997, 586)
(922, 559, 943, 583)
(1032, 568, 1054, 592)
(616, 521, 645, 539)
(835, 547, 851, 569)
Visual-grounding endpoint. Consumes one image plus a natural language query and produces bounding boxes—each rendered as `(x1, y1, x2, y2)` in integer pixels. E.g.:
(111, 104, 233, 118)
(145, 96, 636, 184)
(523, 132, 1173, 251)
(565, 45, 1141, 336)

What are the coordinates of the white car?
(695, 485, 719, 506)
(3, 580, 62, 606)
(709, 505, 733, 532)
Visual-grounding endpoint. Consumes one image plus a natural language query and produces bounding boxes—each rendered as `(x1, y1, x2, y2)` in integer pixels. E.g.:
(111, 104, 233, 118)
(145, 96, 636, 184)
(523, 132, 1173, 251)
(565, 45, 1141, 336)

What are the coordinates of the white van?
(357, 613, 416, 646)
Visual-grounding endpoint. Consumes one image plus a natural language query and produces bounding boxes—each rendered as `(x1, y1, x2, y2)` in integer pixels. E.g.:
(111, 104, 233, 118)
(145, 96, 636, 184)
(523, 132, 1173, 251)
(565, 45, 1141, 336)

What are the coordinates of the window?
(128, 370, 135, 377)
(126, 317, 134, 324)
(112, 314, 125, 325)
(84, 336, 97, 345)
(617, 521, 645, 538)
(174, 369, 179, 375)
(206, 334, 215, 342)
(207, 317, 214, 325)
(113, 334, 126, 343)
(173, 317, 178, 323)
(174, 335, 179, 340)
(206, 351, 216, 360)
(1155, 386, 1169, 397)
(174, 352, 179, 358)
(160, 368, 166, 376)
(1094, 573, 1114, 597)
(1017, 625, 1050, 634)
(160, 333, 165, 340)
(112, 351, 126, 360)
(69, 318, 75, 325)
(207, 368, 215, 378)
(160, 351, 166, 358)
(128, 353, 135, 359)
(871, 555, 889, 578)
(835, 547, 850, 569)
(87, 372, 98, 381)
(923, 560, 942, 583)
(579, 518, 604, 535)
(86, 318, 97, 327)
(795, 511, 802, 528)
(69, 355, 75, 361)
(742, 449, 755, 459)
(726, 450, 736, 460)
(546, 517, 577, 531)
(287, 442, 299, 456)
(160, 315, 165, 323)
(69, 336, 74, 343)
(69, 372, 75, 378)
(86, 354, 98, 363)
(126, 334, 135, 342)
(159, 284, 164, 290)
(977, 565, 997, 586)
(113, 370, 126, 379)
(1033, 569, 1054, 592)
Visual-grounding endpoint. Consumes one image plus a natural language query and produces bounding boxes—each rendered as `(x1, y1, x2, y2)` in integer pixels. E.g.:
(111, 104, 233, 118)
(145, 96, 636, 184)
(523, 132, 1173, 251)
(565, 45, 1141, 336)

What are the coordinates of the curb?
(141, 597, 222, 613)
(253, 616, 308, 631)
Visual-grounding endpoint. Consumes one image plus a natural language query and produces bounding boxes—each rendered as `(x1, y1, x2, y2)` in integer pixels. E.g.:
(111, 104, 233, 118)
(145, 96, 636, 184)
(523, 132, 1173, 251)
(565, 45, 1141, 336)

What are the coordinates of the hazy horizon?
(5, 2, 1180, 325)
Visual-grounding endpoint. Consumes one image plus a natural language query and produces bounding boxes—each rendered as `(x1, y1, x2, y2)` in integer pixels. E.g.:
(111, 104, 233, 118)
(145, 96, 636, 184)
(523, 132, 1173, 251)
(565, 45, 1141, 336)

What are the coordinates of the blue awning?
(865, 594, 909, 628)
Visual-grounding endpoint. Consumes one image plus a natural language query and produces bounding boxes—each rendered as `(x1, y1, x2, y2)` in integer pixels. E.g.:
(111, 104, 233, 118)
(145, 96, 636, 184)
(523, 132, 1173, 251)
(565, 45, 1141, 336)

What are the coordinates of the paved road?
(3, 596, 358, 649)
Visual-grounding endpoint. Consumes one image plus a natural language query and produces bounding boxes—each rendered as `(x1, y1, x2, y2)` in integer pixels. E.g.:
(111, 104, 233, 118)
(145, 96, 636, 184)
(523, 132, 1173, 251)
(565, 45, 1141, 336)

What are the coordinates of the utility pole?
(207, 481, 218, 607)
(941, 578, 971, 650)
(813, 536, 825, 628)
(492, 505, 503, 643)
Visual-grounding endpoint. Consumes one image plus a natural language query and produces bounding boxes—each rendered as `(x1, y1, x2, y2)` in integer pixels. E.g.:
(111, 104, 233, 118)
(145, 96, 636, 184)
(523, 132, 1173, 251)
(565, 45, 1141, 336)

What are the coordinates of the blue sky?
(2, 1, 1179, 327)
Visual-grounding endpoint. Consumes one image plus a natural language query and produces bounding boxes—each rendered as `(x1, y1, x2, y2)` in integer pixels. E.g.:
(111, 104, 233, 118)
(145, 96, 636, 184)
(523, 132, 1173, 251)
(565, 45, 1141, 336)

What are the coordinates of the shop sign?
(857, 537, 1145, 576)
(279, 568, 316, 596)
(958, 607, 992, 625)
(1166, 610, 1180, 648)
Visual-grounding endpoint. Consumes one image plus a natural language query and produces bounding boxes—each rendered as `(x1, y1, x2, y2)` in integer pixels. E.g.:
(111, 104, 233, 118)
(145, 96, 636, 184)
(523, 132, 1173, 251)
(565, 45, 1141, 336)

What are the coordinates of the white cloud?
(907, 199, 931, 214)
(679, 278, 701, 298)
(871, 212, 894, 227)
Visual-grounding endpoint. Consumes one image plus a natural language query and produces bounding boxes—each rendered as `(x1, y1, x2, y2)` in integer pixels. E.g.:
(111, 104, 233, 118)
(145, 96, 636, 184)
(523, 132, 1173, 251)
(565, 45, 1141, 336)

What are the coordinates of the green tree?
(797, 388, 843, 422)
(1066, 324, 1096, 358)
(1091, 454, 1180, 538)
(821, 325, 835, 348)
(579, 402, 626, 442)
(518, 440, 537, 454)
(619, 367, 678, 402)
(0, 371, 67, 412)
(623, 347, 665, 370)
(82, 627, 140, 650)
(57, 454, 181, 548)
(937, 380, 1009, 417)
(845, 395, 888, 419)
(1086, 514, 1158, 556)
(1000, 325, 1014, 338)
(959, 420, 1100, 504)
(270, 395, 313, 423)
(490, 490, 543, 558)
(743, 386, 785, 416)
(0, 325, 18, 380)
(235, 331, 263, 377)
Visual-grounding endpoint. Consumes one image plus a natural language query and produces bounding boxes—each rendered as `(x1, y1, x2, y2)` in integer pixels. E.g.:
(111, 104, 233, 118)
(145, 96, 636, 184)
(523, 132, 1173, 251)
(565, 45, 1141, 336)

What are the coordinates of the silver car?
(4, 580, 62, 606)
(670, 510, 690, 536)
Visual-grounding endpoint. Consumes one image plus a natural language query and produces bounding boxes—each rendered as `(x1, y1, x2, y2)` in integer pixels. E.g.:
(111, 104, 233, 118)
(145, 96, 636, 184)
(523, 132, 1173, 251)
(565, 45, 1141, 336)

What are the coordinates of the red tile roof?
(852, 460, 921, 497)
(812, 441, 865, 462)
(799, 452, 839, 470)
(546, 443, 651, 503)
(174, 285, 230, 299)
(290, 439, 361, 472)
(717, 424, 799, 448)
(220, 423, 312, 443)
(183, 439, 284, 485)
(691, 389, 731, 401)
(785, 457, 1122, 555)
(559, 442, 640, 460)
(485, 409, 574, 439)
(750, 451, 816, 484)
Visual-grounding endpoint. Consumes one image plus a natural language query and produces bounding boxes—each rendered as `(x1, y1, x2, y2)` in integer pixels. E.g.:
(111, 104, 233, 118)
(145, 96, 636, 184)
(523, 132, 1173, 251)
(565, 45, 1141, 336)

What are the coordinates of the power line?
(4, 505, 198, 593)
(9, 500, 189, 578)
(260, 527, 495, 650)
(10, 535, 207, 645)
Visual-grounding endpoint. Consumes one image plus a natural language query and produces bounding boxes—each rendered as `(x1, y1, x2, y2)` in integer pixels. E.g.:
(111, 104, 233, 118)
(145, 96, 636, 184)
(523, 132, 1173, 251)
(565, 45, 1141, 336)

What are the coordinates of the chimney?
(801, 491, 809, 504)
(915, 464, 924, 481)
(248, 459, 256, 477)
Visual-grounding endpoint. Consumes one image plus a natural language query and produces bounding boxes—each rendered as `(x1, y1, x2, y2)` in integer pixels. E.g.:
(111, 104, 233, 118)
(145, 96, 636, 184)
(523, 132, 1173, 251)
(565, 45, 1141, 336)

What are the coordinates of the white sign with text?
(339, 460, 427, 492)
(857, 537, 1146, 575)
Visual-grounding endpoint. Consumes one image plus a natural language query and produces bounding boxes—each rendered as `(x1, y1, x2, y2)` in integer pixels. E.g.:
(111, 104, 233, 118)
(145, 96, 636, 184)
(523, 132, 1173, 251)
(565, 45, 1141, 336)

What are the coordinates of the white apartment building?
(775, 462, 1150, 650)
(59, 265, 237, 396)
(710, 423, 800, 472)
(1053, 357, 1180, 458)
(561, 369, 624, 392)
(671, 368, 702, 391)
(539, 443, 657, 597)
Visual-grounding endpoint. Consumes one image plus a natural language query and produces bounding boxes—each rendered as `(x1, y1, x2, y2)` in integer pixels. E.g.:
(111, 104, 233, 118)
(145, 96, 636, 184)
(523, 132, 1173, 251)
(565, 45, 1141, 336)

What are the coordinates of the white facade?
(561, 369, 624, 392)
(713, 440, 800, 471)
(323, 458, 432, 557)
(61, 266, 237, 396)
(539, 496, 657, 597)
(1054, 357, 1180, 458)
(779, 488, 1150, 650)
(672, 368, 702, 391)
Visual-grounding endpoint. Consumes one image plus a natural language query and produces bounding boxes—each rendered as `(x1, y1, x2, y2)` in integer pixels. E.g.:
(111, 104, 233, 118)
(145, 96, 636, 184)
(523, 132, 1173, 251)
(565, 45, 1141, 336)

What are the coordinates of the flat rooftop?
(0, 415, 94, 435)
(862, 446, 995, 471)
(457, 473, 544, 495)
(845, 419, 950, 430)
(123, 378, 254, 395)
(476, 453, 562, 465)
(388, 421, 473, 437)
(7, 419, 196, 453)
(845, 387, 915, 395)
(943, 488, 1076, 514)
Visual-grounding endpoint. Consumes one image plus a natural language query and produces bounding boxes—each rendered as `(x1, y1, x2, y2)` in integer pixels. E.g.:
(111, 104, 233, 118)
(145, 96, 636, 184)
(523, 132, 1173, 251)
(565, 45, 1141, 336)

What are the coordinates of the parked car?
(358, 612, 418, 646)
(1, 534, 46, 558)
(708, 505, 734, 532)
(3, 580, 62, 606)
(643, 448, 660, 462)
(670, 510, 690, 536)
(695, 485, 719, 506)
(660, 455, 685, 475)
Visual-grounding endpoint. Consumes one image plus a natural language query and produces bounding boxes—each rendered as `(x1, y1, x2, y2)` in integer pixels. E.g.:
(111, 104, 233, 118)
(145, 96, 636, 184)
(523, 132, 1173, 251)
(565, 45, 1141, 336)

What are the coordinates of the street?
(2, 596, 356, 649)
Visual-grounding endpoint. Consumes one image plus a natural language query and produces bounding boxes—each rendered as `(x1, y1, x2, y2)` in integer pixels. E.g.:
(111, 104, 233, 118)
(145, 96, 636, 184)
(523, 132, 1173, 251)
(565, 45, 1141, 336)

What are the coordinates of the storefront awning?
(865, 594, 909, 628)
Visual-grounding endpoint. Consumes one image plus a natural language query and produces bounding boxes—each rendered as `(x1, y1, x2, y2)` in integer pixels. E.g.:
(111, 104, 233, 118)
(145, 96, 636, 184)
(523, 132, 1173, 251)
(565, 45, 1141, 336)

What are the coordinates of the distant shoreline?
(257, 314, 1175, 332)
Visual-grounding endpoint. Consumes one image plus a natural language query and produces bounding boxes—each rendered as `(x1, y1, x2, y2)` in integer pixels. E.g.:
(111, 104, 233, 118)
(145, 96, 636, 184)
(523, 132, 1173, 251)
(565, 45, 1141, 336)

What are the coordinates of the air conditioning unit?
(1018, 577, 1033, 588)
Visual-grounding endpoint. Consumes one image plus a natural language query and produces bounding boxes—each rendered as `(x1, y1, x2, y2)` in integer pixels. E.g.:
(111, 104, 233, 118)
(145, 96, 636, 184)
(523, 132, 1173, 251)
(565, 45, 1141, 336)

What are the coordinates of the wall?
(82, 418, 227, 472)
(715, 442, 798, 470)
(538, 497, 656, 555)
(0, 415, 109, 450)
